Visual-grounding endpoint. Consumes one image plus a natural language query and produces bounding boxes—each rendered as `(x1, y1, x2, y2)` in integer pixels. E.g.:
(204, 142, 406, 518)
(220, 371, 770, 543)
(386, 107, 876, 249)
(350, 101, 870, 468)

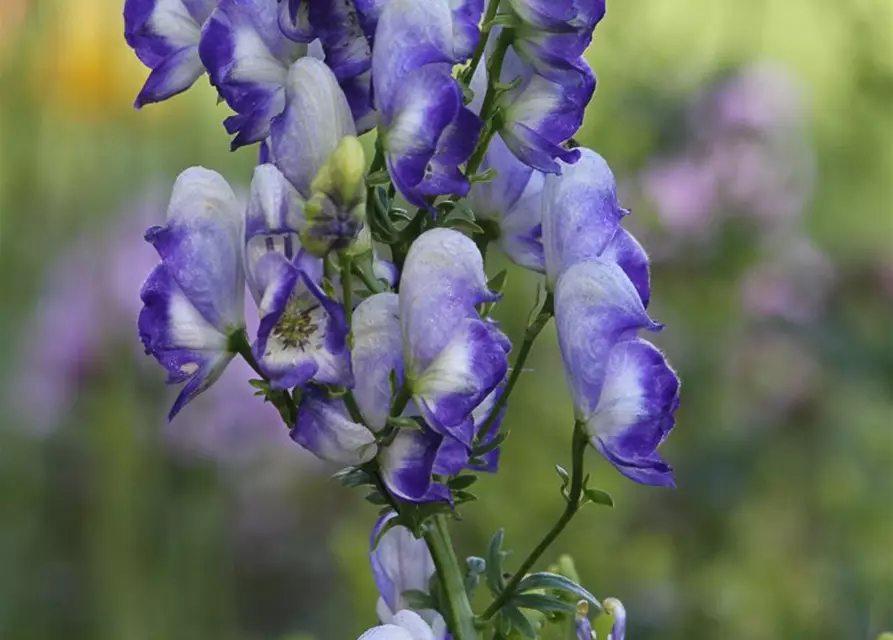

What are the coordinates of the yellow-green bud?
(300, 136, 367, 257)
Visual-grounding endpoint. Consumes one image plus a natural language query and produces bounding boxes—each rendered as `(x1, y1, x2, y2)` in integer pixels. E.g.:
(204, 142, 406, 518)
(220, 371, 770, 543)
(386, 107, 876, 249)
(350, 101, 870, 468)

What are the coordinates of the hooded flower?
(199, 0, 313, 147)
(542, 149, 647, 301)
(369, 515, 449, 638)
(400, 229, 509, 446)
(138, 167, 245, 418)
(494, 45, 594, 173)
(372, 0, 482, 207)
(358, 610, 445, 640)
(544, 149, 678, 487)
(270, 57, 366, 255)
(467, 134, 546, 271)
(288, 293, 446, 502)
(244, 163, 352, 389)
(124, 0, 216, 107)
(603, 598, 627, 640)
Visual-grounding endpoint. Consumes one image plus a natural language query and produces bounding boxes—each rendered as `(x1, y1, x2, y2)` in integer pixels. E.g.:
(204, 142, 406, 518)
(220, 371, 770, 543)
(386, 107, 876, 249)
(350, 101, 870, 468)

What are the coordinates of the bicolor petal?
(601, 227, 651, 308)
(400, 229, 500, 377)
(370, 514, 436, 619)
(604, 597, 627, 640)
(124, 0, 215, 107)
(380, 429, 444, 502)
(291, 386, 378, 464)
(200, 0, 307, 147)
(252, 252, 352, 389)
(588, 338, 678, 487)
(138, 167, 245, 418)
(542, 148, 628, 287)
(358, 611, 439, 640)
(270, 57, 357, 197)
(470, 134, 546, 271)
(352, 293, 403, 431)
(414, 319, 508, 444)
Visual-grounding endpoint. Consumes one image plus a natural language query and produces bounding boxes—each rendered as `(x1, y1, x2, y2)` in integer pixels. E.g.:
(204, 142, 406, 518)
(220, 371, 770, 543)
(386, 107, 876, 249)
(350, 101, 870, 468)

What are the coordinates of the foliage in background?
(0, 0, 890, 639)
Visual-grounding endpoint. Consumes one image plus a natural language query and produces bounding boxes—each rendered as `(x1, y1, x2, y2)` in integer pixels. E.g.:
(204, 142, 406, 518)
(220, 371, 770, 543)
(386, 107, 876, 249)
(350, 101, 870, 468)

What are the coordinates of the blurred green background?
(1, 0, 891, 638)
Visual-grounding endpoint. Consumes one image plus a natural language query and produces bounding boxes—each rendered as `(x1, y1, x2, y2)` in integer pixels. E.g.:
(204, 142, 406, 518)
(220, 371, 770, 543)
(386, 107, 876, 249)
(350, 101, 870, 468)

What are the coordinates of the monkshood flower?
(603, 597, 627, 640)
(400, 229, 509, 446)
(244, 163, 353, 389)
(200, 0, 314, 148)
(507, 0, 606, 82)
(358, 610, 446, 640)
(289, 293, 447, 502)
(542, 149, 648, 303)
(270, 57, 366, 255)
(575, 610, 594, 640)
(370, 513, 443, 627)
(467, 134, 545, 271)
(544, 150, 679, 486)
(138, 167, 246, 419)
(124, 0, 215, 107)
(372, 0, 483, 208)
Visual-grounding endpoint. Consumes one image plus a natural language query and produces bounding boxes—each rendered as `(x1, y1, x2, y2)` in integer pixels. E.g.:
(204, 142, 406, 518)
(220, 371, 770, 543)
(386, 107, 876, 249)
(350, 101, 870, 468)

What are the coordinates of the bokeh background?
(1, 1, 891, 638)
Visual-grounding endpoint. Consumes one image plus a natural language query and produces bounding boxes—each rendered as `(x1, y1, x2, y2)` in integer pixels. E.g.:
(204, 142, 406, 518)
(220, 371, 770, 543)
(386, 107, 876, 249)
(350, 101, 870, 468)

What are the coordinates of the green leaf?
(453, 490, 478, 504)
(486, 529, 507, 596)
(444, 218, 485, 236)
(248, 379, 269, 390)
(332, 466, 372, 489)
(469, 167, 498, 184)
(364, 491, 390, 506)
(448, 475, 479, 491)
(516, 573, 602, 612)
(583, 487, 615, 508)
(473, 430, 509, 456)
(487, 269, 509, 296)
(555, 464, 570, 490)
(502, 606, 537, 638)
(366, 169, 391, 186)
(509, 593, 578, 614)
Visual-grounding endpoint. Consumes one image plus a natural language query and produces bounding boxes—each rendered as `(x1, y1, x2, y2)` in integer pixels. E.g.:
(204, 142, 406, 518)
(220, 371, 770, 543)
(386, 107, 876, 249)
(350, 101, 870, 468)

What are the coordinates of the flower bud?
(302, 136, 367, 256)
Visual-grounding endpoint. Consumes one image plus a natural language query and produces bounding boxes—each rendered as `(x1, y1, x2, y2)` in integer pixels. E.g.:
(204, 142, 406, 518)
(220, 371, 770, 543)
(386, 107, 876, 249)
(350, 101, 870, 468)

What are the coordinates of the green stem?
(480, 420, 588, 621)
(390, 383, 413, 418)
(229, 329, 297, 425)
(476, 293, 553, 443)
(461, 0, 502, 86)
(424, 515, 478, 640)
(352, 263, 385, 293)
(464, 28, 514, 180)
(338, 252, 354, 327)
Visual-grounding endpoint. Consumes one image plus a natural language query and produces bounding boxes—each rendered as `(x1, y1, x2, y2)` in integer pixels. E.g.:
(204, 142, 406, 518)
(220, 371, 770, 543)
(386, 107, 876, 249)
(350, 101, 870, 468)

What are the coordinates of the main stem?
(424, 515, 478, 640)
(480, 420, 588, 621)
(462, 0, 502, 86)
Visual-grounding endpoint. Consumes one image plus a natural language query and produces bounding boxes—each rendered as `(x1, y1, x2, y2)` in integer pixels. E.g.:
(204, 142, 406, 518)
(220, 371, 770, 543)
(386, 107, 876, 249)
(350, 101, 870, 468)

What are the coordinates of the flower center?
(273, 297, 322, 350)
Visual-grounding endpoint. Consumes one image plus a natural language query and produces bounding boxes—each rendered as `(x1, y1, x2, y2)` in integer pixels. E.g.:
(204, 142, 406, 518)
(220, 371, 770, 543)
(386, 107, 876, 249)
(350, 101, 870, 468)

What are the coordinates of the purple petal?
(433, 434, 471, 476)
(604, 598, 627, 640)
(451, 0, 485, 60)
(124, 0, 210, 68)
(291, 387, 378, 464)
(135, 45, 205, 107)
(144, 167, 245, 333)
(588, 339, 678, 488)
(139, 264, 234, 419)
(380, 429, 443, 502)
(370, 513, 435, 615)
(542, 148, 628, 286)
(601, 227, 651, 308)
(400, 229, 499, 376)
(554, 259, 661, 420)
(414, 319, 508, 444)
(352, 293, 404, 431)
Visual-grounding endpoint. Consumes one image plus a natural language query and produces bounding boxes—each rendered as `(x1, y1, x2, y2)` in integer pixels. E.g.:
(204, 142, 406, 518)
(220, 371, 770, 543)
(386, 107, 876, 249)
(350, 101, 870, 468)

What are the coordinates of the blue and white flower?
(244, 163, 353, 390)
(604, 597, 627, 640)
(400, 229, 510, 445)
(468, 134, 546, 271)
(372, 0, 482, 207)
(199, 0, 313, 147)
(138, 167, 245, 418)
(358, 610, 446, 640)
(545, 148, 678, 487)
(124, 0, 216, 107)
(369, 515, 449, 639)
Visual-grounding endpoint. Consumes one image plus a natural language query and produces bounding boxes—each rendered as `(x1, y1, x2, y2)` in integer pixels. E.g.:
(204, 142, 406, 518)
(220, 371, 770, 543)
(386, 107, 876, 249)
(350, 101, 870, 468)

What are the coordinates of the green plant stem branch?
(352, 263, 385, 293)
(476, 293, 553, 443)
(390, 383, 413, 418)
(424, 515, 479, 640)
(229, 329, 297, 425)
(479, 420, 589, 621)
(338, 252, 354, 327)
(464, 28, 514, 180)
(461, 0, 502, 85)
